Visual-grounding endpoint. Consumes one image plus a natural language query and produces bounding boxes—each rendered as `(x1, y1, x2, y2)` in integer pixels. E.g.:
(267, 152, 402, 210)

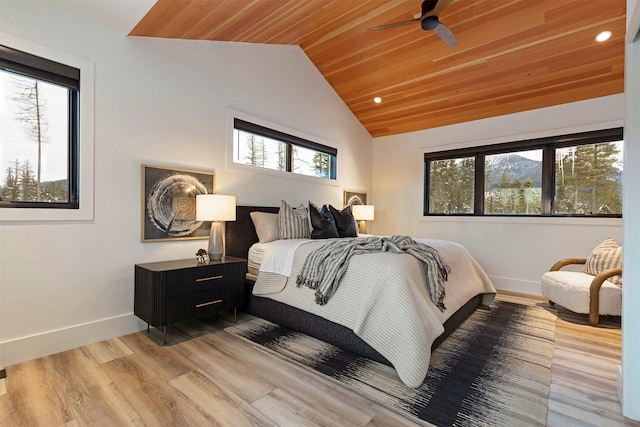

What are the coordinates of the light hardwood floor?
(1, 292, 638, 426)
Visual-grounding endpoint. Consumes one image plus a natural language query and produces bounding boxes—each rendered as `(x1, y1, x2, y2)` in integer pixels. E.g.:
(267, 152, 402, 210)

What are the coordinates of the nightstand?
(134, 256, 247, 344)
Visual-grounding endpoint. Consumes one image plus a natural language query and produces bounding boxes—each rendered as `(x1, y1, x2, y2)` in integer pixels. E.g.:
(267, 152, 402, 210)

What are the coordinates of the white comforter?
(252, 237, 496, 387)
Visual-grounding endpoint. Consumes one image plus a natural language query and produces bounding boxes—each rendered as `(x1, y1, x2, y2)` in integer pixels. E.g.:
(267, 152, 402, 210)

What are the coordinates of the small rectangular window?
(0, 45, 79, 209)
(233, 118, 337, 180)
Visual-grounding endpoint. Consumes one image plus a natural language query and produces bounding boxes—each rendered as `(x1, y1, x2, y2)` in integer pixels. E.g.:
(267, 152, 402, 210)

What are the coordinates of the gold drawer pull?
(195, 299, 222, 308)
(195, 275, 223, 282)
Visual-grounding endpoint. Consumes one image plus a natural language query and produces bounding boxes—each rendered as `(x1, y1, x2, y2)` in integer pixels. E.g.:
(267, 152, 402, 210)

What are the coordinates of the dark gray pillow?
(309, 201, 339, 239)
(329, 205, 358, 237)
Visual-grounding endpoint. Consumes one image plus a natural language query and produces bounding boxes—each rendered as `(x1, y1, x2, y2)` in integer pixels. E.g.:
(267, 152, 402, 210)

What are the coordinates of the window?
(427, 157, 475, 214)
(233, 118, 337, 180)
(424, 128, 623, 217)
(484, 149, 542, 215)
(0, 44, 80, 209)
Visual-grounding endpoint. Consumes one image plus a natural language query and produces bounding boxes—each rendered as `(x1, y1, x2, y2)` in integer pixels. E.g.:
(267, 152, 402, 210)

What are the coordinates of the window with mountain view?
(233, 118, 337, 180)
(424, 128, 623, 217)
(484, 150, 542, 215)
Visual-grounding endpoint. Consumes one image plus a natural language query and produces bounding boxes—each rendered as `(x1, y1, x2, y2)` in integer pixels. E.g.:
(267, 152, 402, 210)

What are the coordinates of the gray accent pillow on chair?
(583, 237, 622, 286)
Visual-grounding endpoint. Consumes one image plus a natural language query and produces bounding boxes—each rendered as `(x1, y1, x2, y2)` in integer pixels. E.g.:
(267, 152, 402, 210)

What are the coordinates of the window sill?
(419, 215, 622, 226)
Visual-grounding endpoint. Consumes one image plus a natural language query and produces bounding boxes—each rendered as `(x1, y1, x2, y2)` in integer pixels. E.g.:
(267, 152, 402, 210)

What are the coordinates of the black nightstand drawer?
(165, 262, 245, 297)
(166, 286, 243, 323)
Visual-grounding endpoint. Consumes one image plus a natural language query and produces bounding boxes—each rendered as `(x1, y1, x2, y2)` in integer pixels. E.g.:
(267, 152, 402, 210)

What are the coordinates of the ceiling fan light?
(421, 16, 439, 31)
(596, 31, 612, 42)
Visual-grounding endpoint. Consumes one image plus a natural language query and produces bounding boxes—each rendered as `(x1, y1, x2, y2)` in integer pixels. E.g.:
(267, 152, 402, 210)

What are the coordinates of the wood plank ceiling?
(130, 0, 626, 138)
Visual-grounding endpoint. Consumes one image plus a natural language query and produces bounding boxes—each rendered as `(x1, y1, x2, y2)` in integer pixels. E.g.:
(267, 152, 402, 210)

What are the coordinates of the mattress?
(247, 242, 267, 276)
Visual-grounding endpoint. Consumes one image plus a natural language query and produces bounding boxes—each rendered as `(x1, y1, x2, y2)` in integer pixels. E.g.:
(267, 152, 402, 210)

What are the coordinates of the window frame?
(0, 33, 94, 221)
(227, 109, 338, 183)
(424, 127, 624, 218)
(0, 44, 80, 209)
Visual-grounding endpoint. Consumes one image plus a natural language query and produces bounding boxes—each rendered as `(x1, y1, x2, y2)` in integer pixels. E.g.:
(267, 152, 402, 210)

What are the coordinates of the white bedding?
(251, 237, 496, 388)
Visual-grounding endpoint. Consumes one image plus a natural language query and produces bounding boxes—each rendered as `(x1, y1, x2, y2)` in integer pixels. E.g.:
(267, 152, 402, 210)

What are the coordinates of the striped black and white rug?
(225, 300, 556, 426)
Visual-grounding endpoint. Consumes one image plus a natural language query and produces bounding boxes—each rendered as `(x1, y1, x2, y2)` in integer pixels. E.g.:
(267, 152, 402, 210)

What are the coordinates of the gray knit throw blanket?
(296, 235, 450, 310)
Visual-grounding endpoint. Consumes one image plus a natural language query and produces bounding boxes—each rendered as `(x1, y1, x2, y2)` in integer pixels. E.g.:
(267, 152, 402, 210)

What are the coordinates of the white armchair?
(541, 257, 622, 326)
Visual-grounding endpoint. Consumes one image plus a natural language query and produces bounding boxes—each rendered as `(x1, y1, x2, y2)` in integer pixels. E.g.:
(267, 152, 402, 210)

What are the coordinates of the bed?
(225, 205, 496, 388)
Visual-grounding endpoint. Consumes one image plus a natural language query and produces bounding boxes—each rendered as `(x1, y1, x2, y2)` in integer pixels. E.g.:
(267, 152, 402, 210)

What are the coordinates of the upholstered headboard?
(225, 205, 278, 259)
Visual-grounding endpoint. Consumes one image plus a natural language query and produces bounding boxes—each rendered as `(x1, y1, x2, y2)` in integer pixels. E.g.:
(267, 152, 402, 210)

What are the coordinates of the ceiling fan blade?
(434, 22, 457, 46)
(369, 18, 421, 31)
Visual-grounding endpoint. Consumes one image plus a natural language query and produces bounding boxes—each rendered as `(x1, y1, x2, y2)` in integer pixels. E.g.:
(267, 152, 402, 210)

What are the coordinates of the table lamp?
(352, 204, 374, 234)
(196, 194, 236, 261)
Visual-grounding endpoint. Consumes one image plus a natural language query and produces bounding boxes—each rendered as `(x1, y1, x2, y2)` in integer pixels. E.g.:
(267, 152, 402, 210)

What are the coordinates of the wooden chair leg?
(589, 290, 601, 326)
(589, 267, 621, 326)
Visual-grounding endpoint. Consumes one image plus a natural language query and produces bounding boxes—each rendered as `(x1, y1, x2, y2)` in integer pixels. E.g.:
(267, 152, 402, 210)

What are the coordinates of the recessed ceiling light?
(596, 31, 612, 42)
(374, 97, 382, 104)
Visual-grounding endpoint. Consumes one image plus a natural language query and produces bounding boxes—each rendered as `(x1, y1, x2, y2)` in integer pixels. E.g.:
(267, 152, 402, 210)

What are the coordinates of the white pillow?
(250, 211, 279, 243)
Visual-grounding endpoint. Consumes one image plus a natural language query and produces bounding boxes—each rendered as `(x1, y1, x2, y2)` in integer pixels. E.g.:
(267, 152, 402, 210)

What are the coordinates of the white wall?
(0, 1, 372, 367)
(622, 0, 640, 420)
(373, 95, 624, 295)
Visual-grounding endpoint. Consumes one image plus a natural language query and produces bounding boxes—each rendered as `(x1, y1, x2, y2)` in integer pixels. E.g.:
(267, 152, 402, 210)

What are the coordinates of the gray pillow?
(583, 237, 622, 286)
(278, 200, 310, 239)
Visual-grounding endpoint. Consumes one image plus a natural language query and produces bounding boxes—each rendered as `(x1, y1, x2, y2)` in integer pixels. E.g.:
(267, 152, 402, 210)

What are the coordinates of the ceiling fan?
(369, 0, 457, 47)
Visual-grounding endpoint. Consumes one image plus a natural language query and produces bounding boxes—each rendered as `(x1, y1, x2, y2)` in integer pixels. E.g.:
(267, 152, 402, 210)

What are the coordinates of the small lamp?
(196, 194, 236, 261)
(352, 204, 374, 234)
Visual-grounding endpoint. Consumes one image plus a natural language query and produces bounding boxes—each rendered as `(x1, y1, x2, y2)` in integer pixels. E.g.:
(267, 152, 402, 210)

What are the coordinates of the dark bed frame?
(225, 205, 483, 366)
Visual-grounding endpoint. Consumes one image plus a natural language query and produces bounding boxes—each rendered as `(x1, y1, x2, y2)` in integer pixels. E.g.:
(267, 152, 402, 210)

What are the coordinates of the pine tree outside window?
(554, 142, 623, 215)
(424, 128, 623, 217)
(233, 118, 337, 180)
(0, 45, 79, 209)
(428, 157, 475, 214)
(484, 150, 543, 215)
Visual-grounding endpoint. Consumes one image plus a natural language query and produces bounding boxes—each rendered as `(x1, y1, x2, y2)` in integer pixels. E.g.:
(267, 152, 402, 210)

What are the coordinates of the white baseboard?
(0, 313, 146, 368)
(490, 275, 542, 297)
(617, 365, 623, 407)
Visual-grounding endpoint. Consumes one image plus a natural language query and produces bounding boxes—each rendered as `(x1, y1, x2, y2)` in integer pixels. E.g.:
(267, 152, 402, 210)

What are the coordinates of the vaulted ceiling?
(129, 0, 626, 138)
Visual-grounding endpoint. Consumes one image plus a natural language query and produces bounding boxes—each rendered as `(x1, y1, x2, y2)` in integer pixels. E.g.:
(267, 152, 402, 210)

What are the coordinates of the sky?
(0, 70, 69, 182)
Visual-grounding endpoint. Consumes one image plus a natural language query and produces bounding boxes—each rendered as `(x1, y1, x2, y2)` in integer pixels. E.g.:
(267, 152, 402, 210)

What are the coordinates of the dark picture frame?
(141, 164, 215, 242)
(343, 190, 367, 207)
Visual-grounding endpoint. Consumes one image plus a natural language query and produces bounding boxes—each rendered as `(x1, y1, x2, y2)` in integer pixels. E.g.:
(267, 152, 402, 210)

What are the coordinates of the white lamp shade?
(352, 204, 374, 221)
(196, 194, 236, 221)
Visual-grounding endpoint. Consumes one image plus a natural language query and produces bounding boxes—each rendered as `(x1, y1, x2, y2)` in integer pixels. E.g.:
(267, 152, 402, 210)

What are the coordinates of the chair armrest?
(550, 258, 587, 271)
(589, 267, 623, 325)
